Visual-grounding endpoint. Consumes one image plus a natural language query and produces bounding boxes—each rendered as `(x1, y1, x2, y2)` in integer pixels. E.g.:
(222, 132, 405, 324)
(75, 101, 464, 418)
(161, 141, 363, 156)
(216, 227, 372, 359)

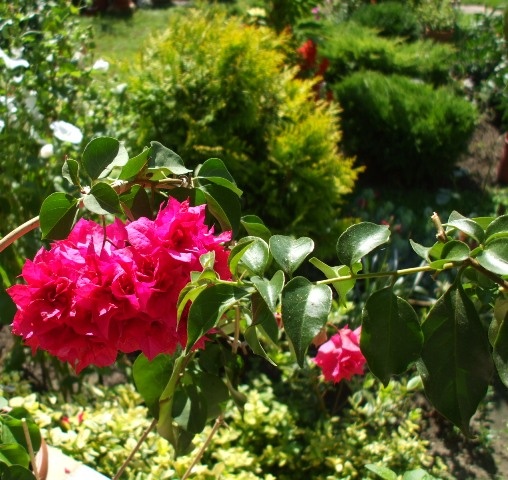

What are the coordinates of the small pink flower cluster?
(313, 326, 366, 383)
(8, 198, 231, 373)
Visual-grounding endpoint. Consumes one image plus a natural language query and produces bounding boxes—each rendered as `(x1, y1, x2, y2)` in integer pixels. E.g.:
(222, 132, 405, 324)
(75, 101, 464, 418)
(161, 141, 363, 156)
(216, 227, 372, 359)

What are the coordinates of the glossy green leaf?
(118, 147, 150, 180)
(82, 137, 128, 180)
(148, 141, 192, 175)
(485, 214, 508, 241)
(196, 158, 242, 197)
(2, 413, 41, 453)
(475, 238, 508, 275)
(281, 277, 332, 366)
(228, 238, 255, 277)
(417, 282, 493, 436)
(198, 184, 241, 237)
(245, 324, 276, 365)
(82, 182, 122, 216)
(187, 285, 249, 350)
(361, 287, 423, 386)
(251, 270, 285, 312)
(240, 215, 271, 243)
(177, 284, 208, 323)
(0, 443, 29, 468)
(409, 239, 431, 261)
(428, 240, 470, 270)
(269, 235, 314, 277)
(132, 353, 173, 418)
(238, 237, 270, 277)
(62, 158, 80, 187)
(444, 211, 485, 244)
(337, 222, 390, 267)
(309, 258, 360, 306)
(39, 192, 79, 240)
(473, 216, 496, 231)
(119, 184, 152, 220)
(489, 297, 508, 387)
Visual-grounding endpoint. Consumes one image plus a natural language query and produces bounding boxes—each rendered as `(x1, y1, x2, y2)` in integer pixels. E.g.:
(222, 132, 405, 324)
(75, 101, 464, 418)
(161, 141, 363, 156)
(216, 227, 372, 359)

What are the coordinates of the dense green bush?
(333, 71, 477, 185)
(2, 367, 448, 479)
(350, 2, 422, 41)
(319, 22, 455, 85)
(117, 9, 360, 251)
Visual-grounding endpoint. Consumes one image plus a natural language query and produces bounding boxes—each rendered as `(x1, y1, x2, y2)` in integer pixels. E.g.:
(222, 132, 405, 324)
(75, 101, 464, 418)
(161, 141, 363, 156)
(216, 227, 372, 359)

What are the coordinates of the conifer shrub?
(319, 22, 454, 85)
(349, 2, 422, 41)
(333, 71, 477, 185)
(120, 9, 360, 249)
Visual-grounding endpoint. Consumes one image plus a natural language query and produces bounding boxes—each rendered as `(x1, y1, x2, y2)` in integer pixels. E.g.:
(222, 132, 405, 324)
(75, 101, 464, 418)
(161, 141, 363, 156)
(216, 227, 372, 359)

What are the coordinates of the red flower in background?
(313, 326, 366, 383)
(8, 198, 231, 373)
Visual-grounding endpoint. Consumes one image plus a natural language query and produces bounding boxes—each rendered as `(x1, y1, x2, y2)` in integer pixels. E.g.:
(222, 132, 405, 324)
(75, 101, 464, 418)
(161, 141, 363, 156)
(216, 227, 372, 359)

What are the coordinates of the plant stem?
(181, 414, 225, 480)
(112, 418, 157, 480)
(315, 263, 455, 286)
(21, 418, 40, 480)
(0, 215, 40, 254)
(467, 258, 508, 291)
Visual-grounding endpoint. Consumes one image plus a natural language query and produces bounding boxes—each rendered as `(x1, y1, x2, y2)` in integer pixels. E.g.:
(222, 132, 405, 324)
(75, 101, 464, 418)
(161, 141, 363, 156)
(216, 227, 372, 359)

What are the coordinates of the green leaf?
(475, 238, 508, 275)
(62, 158, 80, 186)
(269, 235, 314, 277)
(132, 353, 173, 418)
(0, 443, 30, 468)
(281, 277, 332, 366)
(403, 470, 438, 480)
(0, 463, 35, 480)
(39, 192, 79, 240)
(2, 414, 41, 453)
(82, 137, 128, 180)
(428, 240, 470, 270)
(198, 184, 241, 237)
(251, 270, 285, 312)
(119, 184, 152, 220)
(409, 239, 431, 261)
(149, 141, 192, 175)
(309, 258, 360, 306)
(489, 297, 508, 387)
(196, 158, 242, 197)
(237, 237, 270, 277)
(240, 215, 271, 243)
(337, 222, 390, 267)
(444, 211, 485, 244)
(251, 292, 280, 344)
(177, 284, 208, 322)
(361, 287, 423, 386)
(172, 384, 207, 434)
(82, 182, 122, 216)
(245, 324, 276, 366)
(365, 464, 398, 480)
(118, 147, 150, 180)
(228, 239, 255, 277)
(485, 214, 508, 241)
(417, 282, 493, 436)
(187, 285, 250, 350)
(196, 372, 230, 420)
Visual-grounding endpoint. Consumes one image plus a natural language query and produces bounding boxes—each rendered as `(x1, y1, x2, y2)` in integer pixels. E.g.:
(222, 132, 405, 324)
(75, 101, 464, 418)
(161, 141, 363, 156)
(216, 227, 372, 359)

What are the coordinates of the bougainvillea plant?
(1, 137, 507, 479)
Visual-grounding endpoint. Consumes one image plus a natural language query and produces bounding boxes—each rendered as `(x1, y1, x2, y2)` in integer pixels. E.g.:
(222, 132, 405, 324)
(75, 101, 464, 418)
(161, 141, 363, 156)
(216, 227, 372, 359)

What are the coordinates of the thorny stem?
(182, 414, 225, 480)
(112, 418, 157, 480)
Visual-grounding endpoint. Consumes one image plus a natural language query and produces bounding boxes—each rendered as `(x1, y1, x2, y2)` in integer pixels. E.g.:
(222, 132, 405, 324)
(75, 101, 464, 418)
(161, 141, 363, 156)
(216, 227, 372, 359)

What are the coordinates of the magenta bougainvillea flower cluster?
(7, 198, 231, 373)
(313, 325, 366, 383)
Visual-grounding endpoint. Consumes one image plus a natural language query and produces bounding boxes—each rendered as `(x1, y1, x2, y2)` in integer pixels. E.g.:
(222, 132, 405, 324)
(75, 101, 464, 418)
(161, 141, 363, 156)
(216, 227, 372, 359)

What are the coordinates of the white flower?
(0, 48, 29, 70)
(50, 121, 83, 144)
(111, 83, 127, 95)
(39, 144, 54, 159)
(92, 58, 109, 72)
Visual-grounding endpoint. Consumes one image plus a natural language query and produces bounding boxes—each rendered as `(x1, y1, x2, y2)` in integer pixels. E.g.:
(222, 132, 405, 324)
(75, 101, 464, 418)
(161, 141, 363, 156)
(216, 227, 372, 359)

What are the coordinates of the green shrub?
(118, 9, 360, 251)
(320, 22, 455, 85)
(350, 2, 422, 41)
(5, 370, 448, 479)
(333, 71, 477, 185)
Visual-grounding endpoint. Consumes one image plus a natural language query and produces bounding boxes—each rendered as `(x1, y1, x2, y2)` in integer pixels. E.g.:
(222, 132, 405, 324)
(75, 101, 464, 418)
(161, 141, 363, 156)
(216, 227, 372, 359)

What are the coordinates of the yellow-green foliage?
(5, 372, 448, 480)
(118, 8, 360, 251)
